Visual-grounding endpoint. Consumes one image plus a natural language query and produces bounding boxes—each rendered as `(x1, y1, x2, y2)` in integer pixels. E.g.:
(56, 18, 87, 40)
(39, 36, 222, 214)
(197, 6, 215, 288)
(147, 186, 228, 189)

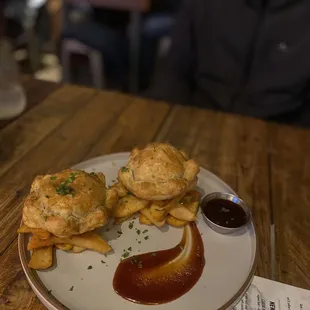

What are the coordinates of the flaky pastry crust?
(118, 143, 200, 200)
(23, 170, 110, 238)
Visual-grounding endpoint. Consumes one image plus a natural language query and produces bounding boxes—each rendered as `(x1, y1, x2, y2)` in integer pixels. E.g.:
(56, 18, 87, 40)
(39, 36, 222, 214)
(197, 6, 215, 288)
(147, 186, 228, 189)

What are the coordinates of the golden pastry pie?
(118, 143, 199, 200)
(23, 169, 111, 238)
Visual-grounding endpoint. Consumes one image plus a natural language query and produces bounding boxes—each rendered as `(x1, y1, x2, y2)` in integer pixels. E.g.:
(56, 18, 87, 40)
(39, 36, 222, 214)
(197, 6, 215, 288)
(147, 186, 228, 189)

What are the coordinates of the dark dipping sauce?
(113, 222, 205, 305)
(203, 199, 247, 228)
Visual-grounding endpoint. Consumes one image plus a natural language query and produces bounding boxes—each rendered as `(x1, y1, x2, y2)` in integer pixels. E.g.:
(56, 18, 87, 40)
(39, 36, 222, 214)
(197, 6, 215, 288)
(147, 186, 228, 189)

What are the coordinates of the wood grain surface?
(0, 78, 309, 309)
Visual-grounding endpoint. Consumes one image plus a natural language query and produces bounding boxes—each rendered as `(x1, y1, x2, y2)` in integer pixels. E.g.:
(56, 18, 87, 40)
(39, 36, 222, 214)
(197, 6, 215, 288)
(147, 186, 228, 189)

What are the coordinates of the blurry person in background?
(62, 2, 129, 88)
(62, 0, 181, 90)
(149, 0, 310, 128)
(140, 0, 181, 89)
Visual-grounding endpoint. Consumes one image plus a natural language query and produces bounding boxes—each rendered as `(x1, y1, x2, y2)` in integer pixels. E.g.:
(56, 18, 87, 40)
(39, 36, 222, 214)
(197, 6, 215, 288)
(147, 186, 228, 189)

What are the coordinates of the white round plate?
(18, 153, 257, 310)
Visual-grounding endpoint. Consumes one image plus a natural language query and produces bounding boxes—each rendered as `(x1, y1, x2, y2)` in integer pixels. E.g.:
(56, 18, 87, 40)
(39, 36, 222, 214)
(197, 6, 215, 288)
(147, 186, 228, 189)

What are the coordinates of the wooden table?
(0, 78, 310, 309)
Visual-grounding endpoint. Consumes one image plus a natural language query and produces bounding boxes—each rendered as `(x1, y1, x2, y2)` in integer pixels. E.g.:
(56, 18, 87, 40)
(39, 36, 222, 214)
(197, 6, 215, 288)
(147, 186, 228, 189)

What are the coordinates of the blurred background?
(0, 0, 180, 93)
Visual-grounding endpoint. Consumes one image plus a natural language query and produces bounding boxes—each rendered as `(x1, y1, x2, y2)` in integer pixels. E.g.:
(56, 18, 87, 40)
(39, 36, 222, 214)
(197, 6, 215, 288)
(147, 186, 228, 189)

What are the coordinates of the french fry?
(71, 246, 86, 253)
(152, 199, 171, 208)
(17, 224, 51, 240)
(28, 246, 53, 270)
(114, 215, 131, 225)
(113, 196, 149, 218)
(169, 206, 196, 221)
(167, 215, 188, 227)
(27, 231, 111, 254)
(149, 203, 166, 222)
(111, 182, 128, 198)
(140, 207, 165, 228)
(55, 244, 73, 251)
(139, 213, 153, 225)
(106, 188, 119, 210)
(168, 190, 201, 221)
(164, 193, 186, 212)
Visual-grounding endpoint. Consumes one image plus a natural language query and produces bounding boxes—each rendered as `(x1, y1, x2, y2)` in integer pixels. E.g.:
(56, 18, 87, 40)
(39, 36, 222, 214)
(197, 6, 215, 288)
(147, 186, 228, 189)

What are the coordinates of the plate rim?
(18, 153, 258, 310)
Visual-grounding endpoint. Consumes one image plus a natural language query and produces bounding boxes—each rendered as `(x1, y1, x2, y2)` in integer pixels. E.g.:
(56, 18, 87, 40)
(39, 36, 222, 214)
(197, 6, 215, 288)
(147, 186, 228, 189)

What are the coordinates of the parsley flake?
(56, 183, 75, 196)
(117, 231, 122, 235)
(55, 173, 77, 196)
(69, 286, 74, 291)
(121, 167, 129, 172)
(87, 266, 93, 270)
(142, 229, 148, 234)
(101, 260, 105, 264)
(122, 251, 130, 258)
(128, 247, 132, 251)
(50, 176, 57, 180)
(136, 229, 141, 235)
(128, 222, 134, 229)
(151, 253, 156, 257)
(144, 236, 149, 240)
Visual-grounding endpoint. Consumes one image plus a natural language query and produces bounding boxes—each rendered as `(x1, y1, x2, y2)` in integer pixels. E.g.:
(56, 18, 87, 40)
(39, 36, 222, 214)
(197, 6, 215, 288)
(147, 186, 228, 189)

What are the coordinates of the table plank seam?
(77, 98, 132, 160)
(0, 89, 98, 184)
(151, 105, 174, 141)
(0, 82, 62, 131)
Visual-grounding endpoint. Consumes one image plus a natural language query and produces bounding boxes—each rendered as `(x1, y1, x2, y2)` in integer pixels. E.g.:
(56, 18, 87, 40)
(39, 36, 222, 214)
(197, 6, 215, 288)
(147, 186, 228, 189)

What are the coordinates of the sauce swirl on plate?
(113, 222, 205, 305)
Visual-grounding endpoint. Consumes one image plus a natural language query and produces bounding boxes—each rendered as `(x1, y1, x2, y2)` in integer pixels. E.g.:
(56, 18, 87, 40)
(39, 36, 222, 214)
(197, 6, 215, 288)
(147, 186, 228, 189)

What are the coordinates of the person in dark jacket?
(63, 0, 181, 90)
(149, 0, 310, 127)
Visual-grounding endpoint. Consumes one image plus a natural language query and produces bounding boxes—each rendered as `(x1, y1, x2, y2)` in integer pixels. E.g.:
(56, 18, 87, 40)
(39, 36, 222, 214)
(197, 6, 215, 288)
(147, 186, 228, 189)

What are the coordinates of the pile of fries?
(18, 225, 111, 270)
(111, 182, 201, 228)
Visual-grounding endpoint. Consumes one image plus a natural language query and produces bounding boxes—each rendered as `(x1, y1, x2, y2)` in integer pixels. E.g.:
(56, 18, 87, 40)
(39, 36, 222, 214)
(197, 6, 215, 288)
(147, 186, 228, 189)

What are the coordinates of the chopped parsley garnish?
(138, 241, 141, 244)
(48, 290, 52, 294)
(87, 265, 93, 270)
(128, 247, 132, 251)
(50, 176, 57, 180)
(69, 286, 74, 291)
(121, 167, 129, 172)
(90, 172, 96, 176)
(151, 253, 156, 257)
(128, 222, 134, 229)
(101, 260, 105, 264)
(56, 183, 75, 196)
(136, 229, 141, 235)
(122, 251, 130, 258)
(117, 231, 122, 235)
(127, 191, 132, 196)
(142, 229, 148, 234)
(56, 173, 77, 196)
(144, 236, 149, 240)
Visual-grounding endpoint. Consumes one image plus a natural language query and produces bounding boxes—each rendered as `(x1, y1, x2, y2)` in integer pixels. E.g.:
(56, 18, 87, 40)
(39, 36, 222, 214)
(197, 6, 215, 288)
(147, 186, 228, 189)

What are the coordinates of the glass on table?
(0, 37, 26, 120)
